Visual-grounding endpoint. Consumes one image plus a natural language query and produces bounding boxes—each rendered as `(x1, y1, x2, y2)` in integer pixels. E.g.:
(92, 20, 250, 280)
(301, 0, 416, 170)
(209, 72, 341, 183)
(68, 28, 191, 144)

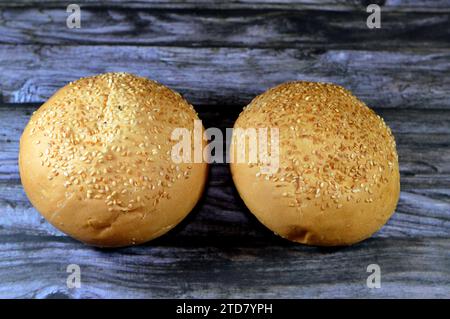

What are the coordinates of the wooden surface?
(0, 0, 449, 299)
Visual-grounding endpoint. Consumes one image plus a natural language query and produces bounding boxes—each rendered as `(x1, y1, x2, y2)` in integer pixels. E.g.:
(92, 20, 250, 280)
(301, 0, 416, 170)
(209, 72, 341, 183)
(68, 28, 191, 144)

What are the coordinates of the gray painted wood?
(1, 0, 450, 12)
(0, 104, 449, 298)
(1, 8, 449, 49)
(0, 238, 449, 298)
(1, 45, 450, 108)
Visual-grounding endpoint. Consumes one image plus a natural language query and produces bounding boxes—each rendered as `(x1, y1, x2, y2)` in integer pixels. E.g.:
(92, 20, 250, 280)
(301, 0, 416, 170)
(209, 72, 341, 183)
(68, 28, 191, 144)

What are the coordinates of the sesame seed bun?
(19, 72, 207, 247)
(230, 82, 400, 246)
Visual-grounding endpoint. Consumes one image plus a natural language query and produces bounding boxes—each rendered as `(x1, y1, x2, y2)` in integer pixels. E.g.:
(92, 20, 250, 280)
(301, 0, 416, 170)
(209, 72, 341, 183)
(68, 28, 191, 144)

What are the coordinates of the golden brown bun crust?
(19, 72, 207, 247)
(230, 82, 400, 246)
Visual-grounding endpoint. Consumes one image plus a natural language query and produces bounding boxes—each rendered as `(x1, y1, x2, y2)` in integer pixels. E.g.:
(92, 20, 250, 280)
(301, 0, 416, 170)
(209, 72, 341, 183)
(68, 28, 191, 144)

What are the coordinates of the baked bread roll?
(19, 72, 207, 247)
(230, 82, 400, 246)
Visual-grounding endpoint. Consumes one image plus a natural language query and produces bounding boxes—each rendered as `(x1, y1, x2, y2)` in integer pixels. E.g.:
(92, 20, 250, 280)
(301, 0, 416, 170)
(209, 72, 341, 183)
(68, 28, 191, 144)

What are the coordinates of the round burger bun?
(230, 81, 400, 246)
(19, 72, 208, 247)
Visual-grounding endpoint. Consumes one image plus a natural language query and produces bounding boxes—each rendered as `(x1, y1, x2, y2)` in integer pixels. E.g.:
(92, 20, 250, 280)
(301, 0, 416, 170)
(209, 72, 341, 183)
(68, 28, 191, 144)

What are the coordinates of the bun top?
(231, 82, 400, 245)
(19, 72, 207, 247)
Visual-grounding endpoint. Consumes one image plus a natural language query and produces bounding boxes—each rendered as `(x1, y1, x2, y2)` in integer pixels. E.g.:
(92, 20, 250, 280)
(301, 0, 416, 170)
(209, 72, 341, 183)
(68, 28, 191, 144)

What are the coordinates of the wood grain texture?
(1, 8, 449, 49)
(1, 45, 449, 108)
(1, 0, 450, 12)
(0, 237, 449, 298)
(0, 103, 449, 298)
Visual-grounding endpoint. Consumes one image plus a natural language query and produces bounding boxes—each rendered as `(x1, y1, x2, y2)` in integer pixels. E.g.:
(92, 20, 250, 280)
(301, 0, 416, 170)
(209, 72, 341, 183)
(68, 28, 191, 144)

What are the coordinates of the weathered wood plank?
(1, 45, 449, 108)
(1, 0, 450, 12)
(1, 8, 449, 49)
(0, 237, 449, 298)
